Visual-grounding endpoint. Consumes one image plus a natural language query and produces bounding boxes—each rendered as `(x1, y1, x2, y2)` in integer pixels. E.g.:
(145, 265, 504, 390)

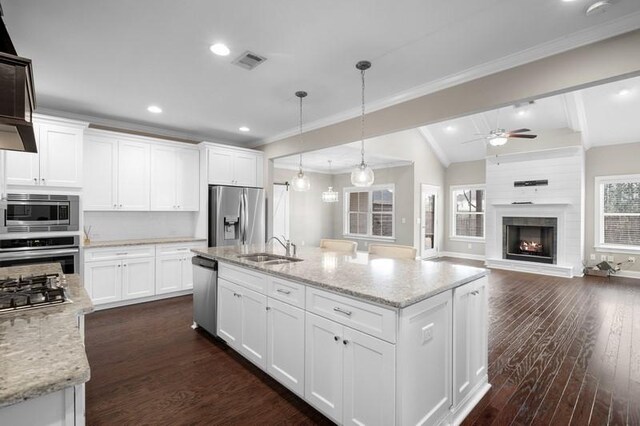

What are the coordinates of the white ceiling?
(274, 141, 412, 174)
(420, 74, 640, 164)
(4, 0, 640, 145)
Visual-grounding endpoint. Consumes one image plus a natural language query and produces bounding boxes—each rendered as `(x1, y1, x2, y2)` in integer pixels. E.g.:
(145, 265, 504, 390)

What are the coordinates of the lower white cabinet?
(121, 257, 155, 300)
(267, 298, 305, 397)
(217, 278, 267, 369)
(305, 312, 395, 425)
(84, 257, 154, 304)
(453, 277, 489, 409)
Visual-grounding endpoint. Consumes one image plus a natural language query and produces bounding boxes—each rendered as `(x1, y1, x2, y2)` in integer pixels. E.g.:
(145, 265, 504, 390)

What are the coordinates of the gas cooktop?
(0, 273, 70, 313)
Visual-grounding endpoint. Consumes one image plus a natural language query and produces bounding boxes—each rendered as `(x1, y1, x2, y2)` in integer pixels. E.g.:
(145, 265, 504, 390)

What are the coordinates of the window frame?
(595, 174, 640, 254)
(450, 184, 486, 242)
(343, 184, 396, 241)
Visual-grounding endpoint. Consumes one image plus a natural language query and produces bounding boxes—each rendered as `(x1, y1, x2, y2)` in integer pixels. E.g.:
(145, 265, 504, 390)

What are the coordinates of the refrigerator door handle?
(239, 191, 245, 244)
(242, 190, 249, 244)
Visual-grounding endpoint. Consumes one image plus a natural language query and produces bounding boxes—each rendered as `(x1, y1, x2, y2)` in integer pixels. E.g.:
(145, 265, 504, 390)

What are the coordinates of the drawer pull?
(333, 307, 352, 316)
(276, 288, 291, 295)
(471, 290, 480, 296)
(116, 253, 128, 256)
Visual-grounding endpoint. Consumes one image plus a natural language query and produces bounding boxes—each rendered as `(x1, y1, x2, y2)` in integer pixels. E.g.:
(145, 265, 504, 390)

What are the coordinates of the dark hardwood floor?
(85, 262, 640, 425)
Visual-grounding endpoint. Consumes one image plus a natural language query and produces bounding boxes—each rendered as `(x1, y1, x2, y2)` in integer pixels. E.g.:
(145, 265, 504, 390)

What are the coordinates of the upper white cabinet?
(84, 134, 150, 211)
(150, 145, 199, 211)
(6, 117, 86, 188)
(206, 145, 263, 188)
(84, 130, 198, 211)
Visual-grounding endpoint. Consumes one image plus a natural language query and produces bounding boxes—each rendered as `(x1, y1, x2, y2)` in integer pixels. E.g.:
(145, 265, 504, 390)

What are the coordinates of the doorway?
(421, 184, 439, 259)
(272, 183, 290, 240)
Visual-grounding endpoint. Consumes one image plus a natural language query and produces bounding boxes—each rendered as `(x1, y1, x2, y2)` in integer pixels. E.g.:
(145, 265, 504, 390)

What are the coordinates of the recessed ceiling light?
(444, 125, 456, 133)
(586, 0, 612, 16)
(562, 0, 578, 2)
(517, 110, 527, 117)
(617, 88, 631, 97)
(147, 105, 162, 114)
(239, 126, 250, 132)
(210, 43, 230, 56)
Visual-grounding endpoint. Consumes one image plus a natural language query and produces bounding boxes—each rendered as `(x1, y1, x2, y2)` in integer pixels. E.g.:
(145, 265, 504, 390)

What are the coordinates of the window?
(344, 185, 395, 239)
(451, 185, 485, 240)
(596, 175, 640, 252)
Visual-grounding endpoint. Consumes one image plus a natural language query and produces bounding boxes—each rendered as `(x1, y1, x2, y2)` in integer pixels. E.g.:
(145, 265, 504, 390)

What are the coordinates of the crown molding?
(255, 12, 640, 148)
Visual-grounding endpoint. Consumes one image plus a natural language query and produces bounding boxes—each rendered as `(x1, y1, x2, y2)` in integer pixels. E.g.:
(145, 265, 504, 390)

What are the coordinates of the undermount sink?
(237, 253, 303, 265)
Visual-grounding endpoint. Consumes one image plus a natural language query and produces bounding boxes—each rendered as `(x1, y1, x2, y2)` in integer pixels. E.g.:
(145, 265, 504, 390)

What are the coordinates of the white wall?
(272, 168, 334, 247)
(443, 160, 486, 256)
(585, 141, 640, 274)
(83, 211, 198, 241)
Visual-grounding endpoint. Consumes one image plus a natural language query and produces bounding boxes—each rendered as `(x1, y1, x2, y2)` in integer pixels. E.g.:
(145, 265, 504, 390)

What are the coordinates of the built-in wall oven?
(1, 194, 79, 233)
(0, 236, 80, 274)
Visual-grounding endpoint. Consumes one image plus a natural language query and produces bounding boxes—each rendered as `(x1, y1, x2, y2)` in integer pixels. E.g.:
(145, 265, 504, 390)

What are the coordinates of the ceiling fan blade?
(509, 134, 538, 139)
(508, 128, 532, 134)
(461, 138, 486, 145)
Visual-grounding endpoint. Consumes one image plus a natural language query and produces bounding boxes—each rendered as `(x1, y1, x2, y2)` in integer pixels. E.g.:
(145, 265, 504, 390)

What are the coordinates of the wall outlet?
(589, 254, 596, 261)
(421, 323, 434, 344)
(601, 255, 607, 261)
(607, 255, 615, 262)
(629, 257, 636, 263)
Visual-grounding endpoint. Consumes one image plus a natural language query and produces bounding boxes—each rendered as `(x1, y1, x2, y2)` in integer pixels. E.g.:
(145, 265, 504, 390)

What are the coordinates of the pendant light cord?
(360, 67, 366, 165)
(299, 94, 303, 172)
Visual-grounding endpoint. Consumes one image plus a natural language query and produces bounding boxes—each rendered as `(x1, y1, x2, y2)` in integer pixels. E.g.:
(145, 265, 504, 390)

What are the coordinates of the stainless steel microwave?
(1, 194, 80, 233)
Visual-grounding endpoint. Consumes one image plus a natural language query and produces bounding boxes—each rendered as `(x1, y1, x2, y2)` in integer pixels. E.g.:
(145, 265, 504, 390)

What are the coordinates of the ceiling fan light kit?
(351, 60, 375, 187)
(291, 91, 311, 192)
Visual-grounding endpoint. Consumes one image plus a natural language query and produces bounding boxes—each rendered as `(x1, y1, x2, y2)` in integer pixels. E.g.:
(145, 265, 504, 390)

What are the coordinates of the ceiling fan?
(462, 128, 538, 146)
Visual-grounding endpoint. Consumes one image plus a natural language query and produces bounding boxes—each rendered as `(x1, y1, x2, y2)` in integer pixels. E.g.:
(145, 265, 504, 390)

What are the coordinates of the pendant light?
(351, 60, 375, 187)
(291, 91, 311, 192)
(322, 160, 339, 203)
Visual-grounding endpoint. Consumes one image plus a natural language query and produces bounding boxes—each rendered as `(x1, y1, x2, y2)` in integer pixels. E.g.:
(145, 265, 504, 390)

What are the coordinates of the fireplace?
(502, 217, 557, 264)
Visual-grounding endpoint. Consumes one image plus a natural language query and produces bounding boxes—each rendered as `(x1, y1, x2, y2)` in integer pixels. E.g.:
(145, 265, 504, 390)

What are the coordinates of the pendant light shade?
(322, 160, 339, 203)
(351, 60, 374, 187)
(291, 91, 310, 192)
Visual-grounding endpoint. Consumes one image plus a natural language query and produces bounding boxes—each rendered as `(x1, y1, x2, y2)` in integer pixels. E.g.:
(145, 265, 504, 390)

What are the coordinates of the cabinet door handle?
(471, 290, 480, 296)
(343, 339, 349, 346)
(117, 264, 121, 268)
(333, 307, 352, 316)
(276, 288, 291, 295)
(113, 204, 117, 209)
(266, 306, 271, 311)
(334, 336, 340, 341)
(41, 178, 45, 183)
(33, 178, 38, 184)
(119, 204, 123, 208)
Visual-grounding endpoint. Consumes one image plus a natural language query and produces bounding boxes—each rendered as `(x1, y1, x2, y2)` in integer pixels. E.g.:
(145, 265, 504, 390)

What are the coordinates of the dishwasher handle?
(191, 256, 217, 270)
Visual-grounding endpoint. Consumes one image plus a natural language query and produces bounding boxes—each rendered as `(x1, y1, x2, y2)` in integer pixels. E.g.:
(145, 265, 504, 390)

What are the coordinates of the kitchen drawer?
(306, 287, 397, 343)
(268, 276, 305, 309)
(219, 262, 267, 295)
(85, 246, 155, 262)
(156, 241, 206, 256)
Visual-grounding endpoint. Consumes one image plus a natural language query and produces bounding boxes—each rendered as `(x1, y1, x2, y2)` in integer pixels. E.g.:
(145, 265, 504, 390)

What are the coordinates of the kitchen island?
(0, 263, 94, 426)
(193, 245, 490, 426)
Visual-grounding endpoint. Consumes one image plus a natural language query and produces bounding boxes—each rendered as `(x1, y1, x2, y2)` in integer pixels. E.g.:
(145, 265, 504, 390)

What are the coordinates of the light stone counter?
(84, 236, 207, 248)
(193, 244, 487, 308)
(0, 264, 94, 408)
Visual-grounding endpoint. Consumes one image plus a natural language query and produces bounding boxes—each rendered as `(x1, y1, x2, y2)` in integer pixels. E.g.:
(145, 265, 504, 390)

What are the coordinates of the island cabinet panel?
(453, 277, 489, 410)
(305, 312, 344, 424)
(218, 262, 267, 294)
(306, 287, 397, 344)
(343, 327, 395, 426)
(268, 276, 305, 308)
(217, 278, 242, 348)
(239, 286, 268, 369)
(266, 298, 305, 397)
(397, 290, 452, 426)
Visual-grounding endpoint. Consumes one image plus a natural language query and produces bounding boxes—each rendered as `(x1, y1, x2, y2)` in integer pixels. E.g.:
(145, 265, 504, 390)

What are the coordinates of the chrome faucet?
(267, 235, 297, 257)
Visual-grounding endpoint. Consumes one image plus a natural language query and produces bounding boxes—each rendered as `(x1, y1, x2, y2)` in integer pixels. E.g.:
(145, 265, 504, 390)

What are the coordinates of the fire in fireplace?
(502, 217, 557, 264)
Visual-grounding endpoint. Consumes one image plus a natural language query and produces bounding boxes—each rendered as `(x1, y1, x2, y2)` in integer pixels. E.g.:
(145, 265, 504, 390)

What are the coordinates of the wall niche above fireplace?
(502, 217, 558, 264)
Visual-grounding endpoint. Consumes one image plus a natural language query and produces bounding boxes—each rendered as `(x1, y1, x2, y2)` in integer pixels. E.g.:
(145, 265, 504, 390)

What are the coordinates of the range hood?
(0, 5, 37, 153)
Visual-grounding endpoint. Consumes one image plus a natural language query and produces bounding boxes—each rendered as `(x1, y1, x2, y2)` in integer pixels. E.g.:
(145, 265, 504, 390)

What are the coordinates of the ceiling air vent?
(232, 51, 267, 70)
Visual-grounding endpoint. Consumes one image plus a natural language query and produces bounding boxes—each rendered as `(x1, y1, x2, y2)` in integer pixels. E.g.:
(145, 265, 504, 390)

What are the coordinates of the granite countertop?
(84, 236, 207, 248)
(192, 245, 487, 308)
(0, 264, 94, 408)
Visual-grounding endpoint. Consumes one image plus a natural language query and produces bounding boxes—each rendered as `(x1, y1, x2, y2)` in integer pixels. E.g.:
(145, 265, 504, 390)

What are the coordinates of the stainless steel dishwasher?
(192, 256, 218, 336)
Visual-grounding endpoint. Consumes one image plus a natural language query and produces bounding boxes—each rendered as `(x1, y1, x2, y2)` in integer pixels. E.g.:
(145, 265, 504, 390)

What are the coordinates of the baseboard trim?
(486, 258, 575, 278)
(439, 251, 486, 261)
(94, 290, 193, 311)
(614, 270, 640, 280)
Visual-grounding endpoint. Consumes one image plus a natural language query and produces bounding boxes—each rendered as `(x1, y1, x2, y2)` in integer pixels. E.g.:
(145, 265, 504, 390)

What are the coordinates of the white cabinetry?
(155, 243, 200, 294)
(206, 145, 263, 187)
(6, 118, 86, 188)
(453, 277, 488, 411)
(150, 145, 199, 211)
(305, 312, 395, 425)
(84, 134, 150, 211)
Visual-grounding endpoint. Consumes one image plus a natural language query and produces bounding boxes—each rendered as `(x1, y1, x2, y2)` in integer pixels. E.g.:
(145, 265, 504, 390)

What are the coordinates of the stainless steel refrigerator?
(208, 185, 265, 247)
